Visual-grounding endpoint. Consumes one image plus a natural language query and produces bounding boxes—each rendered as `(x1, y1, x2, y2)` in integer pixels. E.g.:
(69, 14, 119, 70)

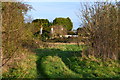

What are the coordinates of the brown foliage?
(2, 2, 31, 67)
(79, 2, 120, 60)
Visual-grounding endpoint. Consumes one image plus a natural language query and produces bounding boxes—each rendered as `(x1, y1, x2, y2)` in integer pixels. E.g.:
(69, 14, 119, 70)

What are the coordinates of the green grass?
(40, 56, 82, 78)
(66, 56, 120, 78)
(35, 45, 83, 78)
(34, 44, 120, 78)
(3, 54, 39, 78)
(3, 44, 120, 78)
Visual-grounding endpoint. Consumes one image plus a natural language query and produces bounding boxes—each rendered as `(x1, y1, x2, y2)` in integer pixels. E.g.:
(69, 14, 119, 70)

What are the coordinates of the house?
(50, 25, 67, 38)
(39, 25, 79, 39)
(63, 35, 78, 38)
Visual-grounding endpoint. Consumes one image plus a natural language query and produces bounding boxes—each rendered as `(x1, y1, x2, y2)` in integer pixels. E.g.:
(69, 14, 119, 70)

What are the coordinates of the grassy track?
(3, 45, 120, 78)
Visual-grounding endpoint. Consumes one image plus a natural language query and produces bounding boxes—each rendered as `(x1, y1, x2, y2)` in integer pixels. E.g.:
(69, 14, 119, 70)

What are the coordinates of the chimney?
(40, 27, 43, 35)
(51, 27, 53, 34)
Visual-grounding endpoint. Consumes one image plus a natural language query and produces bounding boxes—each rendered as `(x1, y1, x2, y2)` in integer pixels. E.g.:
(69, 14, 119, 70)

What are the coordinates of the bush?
(79, 2, 120, 60)
(2, 2, 32, 67)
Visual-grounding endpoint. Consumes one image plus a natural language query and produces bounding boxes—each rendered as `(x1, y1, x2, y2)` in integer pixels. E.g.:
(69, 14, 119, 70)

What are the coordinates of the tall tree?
(32, 19, 49, 28)
(53, 17, 73, 31)
(32, 19, 50, 40)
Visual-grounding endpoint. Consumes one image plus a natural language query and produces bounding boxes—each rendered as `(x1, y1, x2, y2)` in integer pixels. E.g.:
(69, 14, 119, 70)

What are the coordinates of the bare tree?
(78, 2, 120, 60)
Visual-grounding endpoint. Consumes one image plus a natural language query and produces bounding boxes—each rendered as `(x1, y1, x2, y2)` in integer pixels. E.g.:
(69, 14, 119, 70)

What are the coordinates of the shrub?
(2, 2, 32, 67)
(79, 2, 120, 60)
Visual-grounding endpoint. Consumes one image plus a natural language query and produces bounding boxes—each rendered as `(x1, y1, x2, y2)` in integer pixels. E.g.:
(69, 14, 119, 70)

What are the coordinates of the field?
(2, 1, 120, 79)
(3, 44, 120, 78)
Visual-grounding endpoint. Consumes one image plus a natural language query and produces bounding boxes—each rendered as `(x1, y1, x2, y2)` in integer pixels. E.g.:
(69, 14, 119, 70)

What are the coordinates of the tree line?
(31, 17, 73, 41)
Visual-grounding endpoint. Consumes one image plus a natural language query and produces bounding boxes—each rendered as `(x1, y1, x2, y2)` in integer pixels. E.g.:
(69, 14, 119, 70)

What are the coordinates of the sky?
(2, 0, 103, 2)
(15, 0, 120, 2)
(25, 0, 120, 30)
(25, 2, 82, 30)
